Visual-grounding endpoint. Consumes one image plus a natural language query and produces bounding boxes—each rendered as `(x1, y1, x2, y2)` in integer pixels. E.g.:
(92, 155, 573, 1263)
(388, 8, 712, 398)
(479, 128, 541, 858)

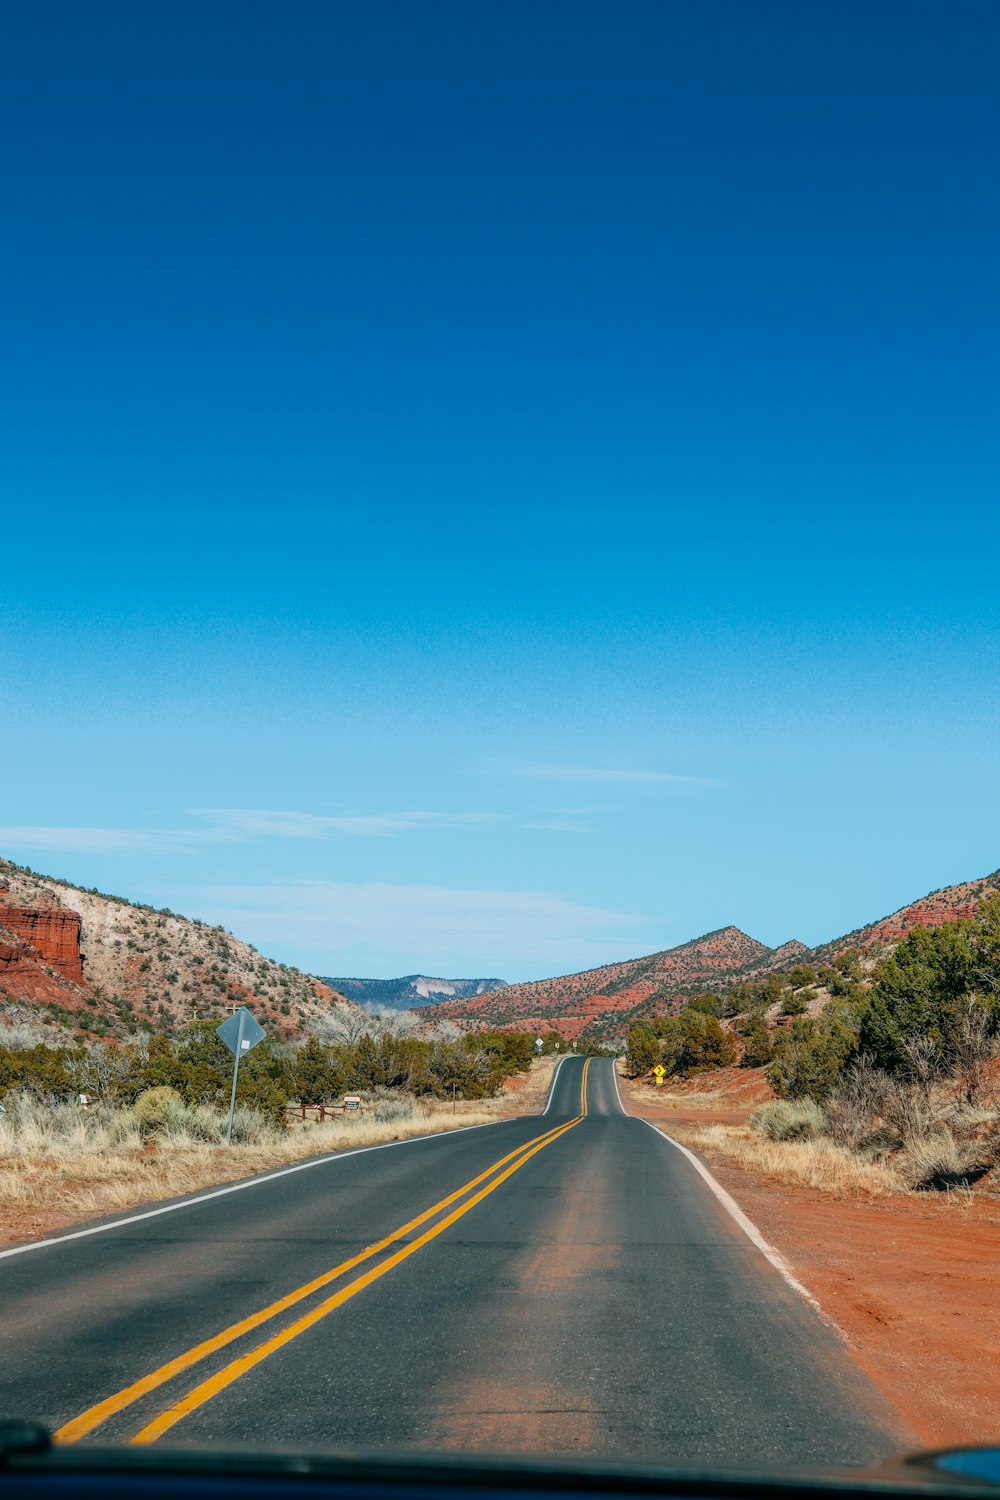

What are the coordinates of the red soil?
(709, 1171, 1000, 1449)
(622, 1074, 1000, 1449)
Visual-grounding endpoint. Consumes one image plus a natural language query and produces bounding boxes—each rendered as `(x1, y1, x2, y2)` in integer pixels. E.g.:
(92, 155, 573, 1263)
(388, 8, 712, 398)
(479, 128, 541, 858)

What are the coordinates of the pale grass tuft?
(750, 1099, 827, 1141)
(0, 1095, 499, 1238)
(666, 1121, 905, 1197)
(899, 1128, 987, 1190)
(0, 1058, 557, 1241)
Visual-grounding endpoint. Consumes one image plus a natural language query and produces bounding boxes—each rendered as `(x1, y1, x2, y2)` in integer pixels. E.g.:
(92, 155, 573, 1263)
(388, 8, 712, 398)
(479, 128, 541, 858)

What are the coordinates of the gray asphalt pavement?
(0, 1058, 904, 1466)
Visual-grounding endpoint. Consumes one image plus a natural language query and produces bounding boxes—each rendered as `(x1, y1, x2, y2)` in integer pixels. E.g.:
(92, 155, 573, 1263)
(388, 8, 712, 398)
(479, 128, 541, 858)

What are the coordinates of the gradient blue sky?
(2, 1, 998, 980)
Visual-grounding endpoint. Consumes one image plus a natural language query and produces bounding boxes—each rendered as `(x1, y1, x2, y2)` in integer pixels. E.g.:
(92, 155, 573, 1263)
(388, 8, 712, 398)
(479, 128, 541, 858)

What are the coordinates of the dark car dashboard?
(2, 1426, 999, 1500)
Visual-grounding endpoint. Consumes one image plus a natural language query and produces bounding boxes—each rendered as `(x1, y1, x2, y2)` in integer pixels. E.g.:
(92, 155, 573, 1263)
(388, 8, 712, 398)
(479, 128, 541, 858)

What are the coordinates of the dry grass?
(0, 1096, 502, 1239)
(466, 1054, 559, 1117)
(0, 1057, 559, 1242)
(627, 1084, 732, 1110)
(664, 1120, 906, 1197)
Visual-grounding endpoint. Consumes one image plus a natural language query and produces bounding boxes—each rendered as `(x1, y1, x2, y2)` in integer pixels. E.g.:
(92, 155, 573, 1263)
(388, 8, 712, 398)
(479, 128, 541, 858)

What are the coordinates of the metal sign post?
(217, 1006, 266, 1144)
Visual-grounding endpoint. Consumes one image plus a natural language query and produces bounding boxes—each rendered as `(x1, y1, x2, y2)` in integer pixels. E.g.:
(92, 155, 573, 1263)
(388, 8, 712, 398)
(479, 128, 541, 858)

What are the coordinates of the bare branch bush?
(950, 1000, 1000, 1108)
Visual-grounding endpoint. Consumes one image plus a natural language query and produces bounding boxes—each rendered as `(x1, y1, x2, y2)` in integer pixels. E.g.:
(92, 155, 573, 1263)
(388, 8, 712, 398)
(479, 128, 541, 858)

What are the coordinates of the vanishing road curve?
(1, 1057, 902, 1465)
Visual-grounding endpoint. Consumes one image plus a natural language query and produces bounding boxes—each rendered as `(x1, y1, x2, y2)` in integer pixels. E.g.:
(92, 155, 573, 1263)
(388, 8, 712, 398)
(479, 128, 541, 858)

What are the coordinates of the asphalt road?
(0, 1057, 904, 1467)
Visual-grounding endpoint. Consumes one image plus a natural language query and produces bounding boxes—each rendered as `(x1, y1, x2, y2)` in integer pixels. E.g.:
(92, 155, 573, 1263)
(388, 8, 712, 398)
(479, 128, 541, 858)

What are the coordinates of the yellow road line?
(130, 1114, 583, 1445)
(580, 1056, 591, 1115)
(55, 1116, 574, 1445)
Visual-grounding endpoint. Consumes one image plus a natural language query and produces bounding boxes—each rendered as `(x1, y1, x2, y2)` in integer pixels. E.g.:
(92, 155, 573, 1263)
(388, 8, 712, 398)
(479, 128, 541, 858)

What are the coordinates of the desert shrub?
(768, 1005, 858, 1100)
(736, 1008, 773, 1068)
(825, 1056, 909, 1151)
(0, 1043, 77, 1098)
(0, 1093, 142, 1153)
(726, 972, 788, 1016)
(373, 1095, 417, 1123)
(134, 1085, 186, 1132)
(168, 1102, 226, 1143)
(788, 964, 816, 990)
(750, 1098, 827, 1141)
(685, 993, 725, 1019)
(781, 992, 809, 1017)
(0, 1018, 55, 1050)
(899, 1126, 986, 1191)
(951, 1000, 1000, 1106)
(225, 1105, 284, 1146)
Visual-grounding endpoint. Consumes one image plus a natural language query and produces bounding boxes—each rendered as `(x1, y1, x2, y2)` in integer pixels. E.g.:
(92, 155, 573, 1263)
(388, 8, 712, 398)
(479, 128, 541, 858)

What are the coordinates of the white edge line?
(542, 1053, 570, 1114)
(0, 1118, 506, 1262)
(639, 1118, 847, 1340)
(609, 1055, 626, 1114)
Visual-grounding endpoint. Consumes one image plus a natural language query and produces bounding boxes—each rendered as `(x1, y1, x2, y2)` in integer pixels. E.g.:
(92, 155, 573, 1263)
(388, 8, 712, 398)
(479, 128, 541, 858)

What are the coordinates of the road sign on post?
(535, 1037, 544, 1055)
(653, 1063, 666, 1087)
(217, 1006, 266, 1145)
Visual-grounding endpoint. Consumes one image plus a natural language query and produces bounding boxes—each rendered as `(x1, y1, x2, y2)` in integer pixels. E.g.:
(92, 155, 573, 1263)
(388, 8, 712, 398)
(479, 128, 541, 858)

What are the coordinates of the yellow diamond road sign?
(653, 1064, 666, 1078)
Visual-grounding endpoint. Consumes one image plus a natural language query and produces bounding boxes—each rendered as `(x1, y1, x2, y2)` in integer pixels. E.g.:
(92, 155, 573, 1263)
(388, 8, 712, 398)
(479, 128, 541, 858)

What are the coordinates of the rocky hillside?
(0, 858, 353, 1043)
(807, 874, 998, 964)
(425, 926, 806, 1043)
(425, 872, 1000, 1046)
(321, 974, 508, 1011)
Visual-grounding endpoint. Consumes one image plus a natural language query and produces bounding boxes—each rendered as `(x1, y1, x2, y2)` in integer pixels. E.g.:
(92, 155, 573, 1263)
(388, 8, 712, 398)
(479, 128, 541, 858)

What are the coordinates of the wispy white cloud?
(0, 826, 225, 855)
(192, 879, 650, 968)
(0, 808, 504, 858)
(496, 761, 713, 785)
(193, 808, 501, 839)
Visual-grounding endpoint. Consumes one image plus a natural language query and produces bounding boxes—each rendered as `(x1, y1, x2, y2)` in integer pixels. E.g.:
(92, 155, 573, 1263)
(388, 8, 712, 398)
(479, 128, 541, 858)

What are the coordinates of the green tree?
(0, 1043, 76, 1097)
(768, 1005, 858, 1100)
(856, 922, 977, 1074)
(780, 991, 809, 1017)
(659, 1008, 737, 1075)
(736, 1008, 773, 1067)
(625, 1022, 660, 1078)
(292, 1036, 341, 1104)
(686, 993, 725, 1018)
(970, 892, 1000, 1000)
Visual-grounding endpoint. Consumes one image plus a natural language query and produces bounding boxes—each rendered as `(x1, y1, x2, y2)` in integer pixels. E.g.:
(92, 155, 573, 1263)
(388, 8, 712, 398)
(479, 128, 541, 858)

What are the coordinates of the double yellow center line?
(57, 1061, 591, 1447)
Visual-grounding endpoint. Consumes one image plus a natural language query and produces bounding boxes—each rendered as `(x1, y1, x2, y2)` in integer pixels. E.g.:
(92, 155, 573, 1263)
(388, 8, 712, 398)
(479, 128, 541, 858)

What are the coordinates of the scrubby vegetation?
(0, 1018, 561, 1230)
(640, 898, 1000, 1196)
(0, 1020, 549, 1139)
(0, 1087, 505, 1230)
(625, 1007, 736, 1078)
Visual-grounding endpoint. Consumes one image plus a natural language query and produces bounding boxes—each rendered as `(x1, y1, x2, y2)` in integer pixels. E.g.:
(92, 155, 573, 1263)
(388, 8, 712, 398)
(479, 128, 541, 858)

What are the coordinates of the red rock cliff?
(0, 904, 84, 983)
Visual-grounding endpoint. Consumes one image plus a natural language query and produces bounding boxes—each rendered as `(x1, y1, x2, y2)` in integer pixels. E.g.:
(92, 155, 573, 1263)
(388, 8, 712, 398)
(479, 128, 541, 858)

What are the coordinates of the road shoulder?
(0, 1059, 559, 1249)
(619, 1066, 1000, 1449)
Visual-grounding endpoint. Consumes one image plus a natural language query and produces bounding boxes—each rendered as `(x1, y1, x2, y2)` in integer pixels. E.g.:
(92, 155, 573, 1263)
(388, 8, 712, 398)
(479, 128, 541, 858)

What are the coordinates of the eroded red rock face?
(0, 902, 83, 983)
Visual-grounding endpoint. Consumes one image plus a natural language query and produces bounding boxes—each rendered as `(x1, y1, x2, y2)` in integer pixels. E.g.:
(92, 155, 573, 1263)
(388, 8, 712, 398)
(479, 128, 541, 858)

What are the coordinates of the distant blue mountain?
(321, 974, 508, 1011)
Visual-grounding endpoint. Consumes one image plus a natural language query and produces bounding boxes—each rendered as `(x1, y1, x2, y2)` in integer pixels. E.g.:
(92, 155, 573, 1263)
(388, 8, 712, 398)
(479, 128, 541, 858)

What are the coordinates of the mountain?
(423, 872, 1000, 1046)
(807, 873, 998, 964)
(320, 975, 508, 1011)
(424, 926, 804, 1043)
(0, 857, 354, 1042)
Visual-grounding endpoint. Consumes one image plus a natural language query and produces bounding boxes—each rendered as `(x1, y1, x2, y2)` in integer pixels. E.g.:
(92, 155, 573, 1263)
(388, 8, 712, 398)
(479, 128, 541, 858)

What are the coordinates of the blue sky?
(2, 1, 998, 980)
